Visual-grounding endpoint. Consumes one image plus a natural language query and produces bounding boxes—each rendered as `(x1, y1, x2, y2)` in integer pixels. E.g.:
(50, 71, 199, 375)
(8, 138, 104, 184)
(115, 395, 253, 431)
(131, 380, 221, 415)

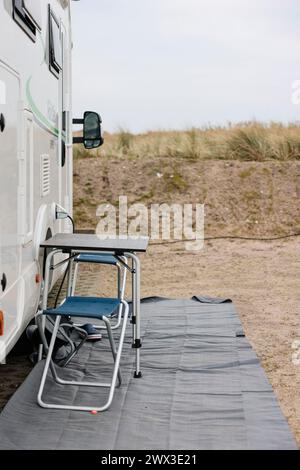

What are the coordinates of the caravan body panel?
(0, 0, 73, 361)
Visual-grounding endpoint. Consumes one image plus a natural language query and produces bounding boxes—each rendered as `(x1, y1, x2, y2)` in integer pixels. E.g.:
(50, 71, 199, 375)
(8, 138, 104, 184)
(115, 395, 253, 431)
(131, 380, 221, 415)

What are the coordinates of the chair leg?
(37, 316, 62, 408)
(37, 302, 129, 412)
(110, 264, 124, 330)
(71, 262, 79, 296)
(102, 316, 122, 386)
(106, 260, 127, 331)
(36, 313, 63, 380)
(117, 263, 121, 299)
(103, 301, 129, 411)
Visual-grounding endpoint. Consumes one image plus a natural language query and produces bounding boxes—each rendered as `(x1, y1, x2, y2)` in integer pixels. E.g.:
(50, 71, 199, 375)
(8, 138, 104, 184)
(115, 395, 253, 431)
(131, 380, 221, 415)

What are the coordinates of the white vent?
(41, 155, 50, 197)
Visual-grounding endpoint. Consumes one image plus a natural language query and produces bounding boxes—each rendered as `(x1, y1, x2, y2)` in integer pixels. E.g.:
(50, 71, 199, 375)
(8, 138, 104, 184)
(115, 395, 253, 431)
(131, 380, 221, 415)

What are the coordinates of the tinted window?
(13, 0, 37, 42)
(49, 10, 62, 77)
(23, 0, 42, 30)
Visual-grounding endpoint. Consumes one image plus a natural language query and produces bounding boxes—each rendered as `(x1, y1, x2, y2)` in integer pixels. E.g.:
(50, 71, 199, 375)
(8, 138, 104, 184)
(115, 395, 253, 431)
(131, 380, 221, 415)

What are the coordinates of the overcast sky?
(71, 0, 300, 133)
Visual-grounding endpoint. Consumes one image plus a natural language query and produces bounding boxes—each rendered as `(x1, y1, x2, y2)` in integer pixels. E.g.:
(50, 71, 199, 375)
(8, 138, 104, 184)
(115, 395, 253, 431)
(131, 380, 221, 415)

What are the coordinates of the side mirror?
(83, 111, 103, 149)
(73, 111, 104, 149)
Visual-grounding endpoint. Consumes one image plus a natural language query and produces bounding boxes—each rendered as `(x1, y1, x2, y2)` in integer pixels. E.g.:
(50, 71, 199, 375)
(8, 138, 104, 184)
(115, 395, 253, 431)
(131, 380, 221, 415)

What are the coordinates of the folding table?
(40, 233, 149, 378)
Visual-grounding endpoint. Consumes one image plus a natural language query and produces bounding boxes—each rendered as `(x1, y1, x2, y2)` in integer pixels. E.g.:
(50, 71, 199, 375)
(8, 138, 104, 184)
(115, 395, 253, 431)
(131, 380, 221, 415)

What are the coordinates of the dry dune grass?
(75, 122, 300, 162)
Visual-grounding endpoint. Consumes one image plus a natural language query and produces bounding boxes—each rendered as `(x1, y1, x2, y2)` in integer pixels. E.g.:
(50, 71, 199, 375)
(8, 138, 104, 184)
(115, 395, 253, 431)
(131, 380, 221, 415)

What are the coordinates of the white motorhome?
(0, 0, 102, 362)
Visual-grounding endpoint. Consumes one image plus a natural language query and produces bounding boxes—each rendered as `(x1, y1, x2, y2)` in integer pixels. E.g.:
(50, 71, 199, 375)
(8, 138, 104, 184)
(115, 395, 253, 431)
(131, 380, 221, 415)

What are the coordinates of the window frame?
(13, 0, 37, 43)
(49, 7, 62, 79)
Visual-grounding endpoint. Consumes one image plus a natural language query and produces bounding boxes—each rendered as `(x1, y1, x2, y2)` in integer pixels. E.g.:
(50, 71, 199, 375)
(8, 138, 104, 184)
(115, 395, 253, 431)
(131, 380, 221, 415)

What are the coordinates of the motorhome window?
(49, 10, 62, 77)
(13, 0, 37, 42)
(23, 0, 42, 30)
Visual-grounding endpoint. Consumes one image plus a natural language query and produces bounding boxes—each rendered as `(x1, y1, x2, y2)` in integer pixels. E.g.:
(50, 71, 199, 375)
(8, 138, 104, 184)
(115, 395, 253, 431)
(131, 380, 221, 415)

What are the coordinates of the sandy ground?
(72, 156, 300, 445)
(138, 239, 300, 446)
(1, 158, 300, 446)
(1, 237, 299, 446)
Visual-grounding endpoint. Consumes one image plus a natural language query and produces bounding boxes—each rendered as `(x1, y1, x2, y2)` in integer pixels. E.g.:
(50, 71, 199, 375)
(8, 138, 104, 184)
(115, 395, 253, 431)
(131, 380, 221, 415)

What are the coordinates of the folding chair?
(36, 297, 129, 412)
(71, 253, 127, 330)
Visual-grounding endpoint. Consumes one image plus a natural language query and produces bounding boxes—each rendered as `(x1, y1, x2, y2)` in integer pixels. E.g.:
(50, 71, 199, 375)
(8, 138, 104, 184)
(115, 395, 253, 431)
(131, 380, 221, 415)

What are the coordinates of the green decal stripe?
(26, 76, 59, 137)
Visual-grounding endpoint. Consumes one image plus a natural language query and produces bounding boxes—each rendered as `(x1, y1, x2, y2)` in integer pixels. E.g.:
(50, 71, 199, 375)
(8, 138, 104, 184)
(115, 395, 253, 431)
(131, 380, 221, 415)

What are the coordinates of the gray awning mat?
(0, 298, 297, 450)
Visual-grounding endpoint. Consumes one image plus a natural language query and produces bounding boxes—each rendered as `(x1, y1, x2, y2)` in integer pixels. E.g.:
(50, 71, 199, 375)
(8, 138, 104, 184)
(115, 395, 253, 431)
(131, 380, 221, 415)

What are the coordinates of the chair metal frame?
(71, 255, 127, 331)
(36, 299, 129, 412)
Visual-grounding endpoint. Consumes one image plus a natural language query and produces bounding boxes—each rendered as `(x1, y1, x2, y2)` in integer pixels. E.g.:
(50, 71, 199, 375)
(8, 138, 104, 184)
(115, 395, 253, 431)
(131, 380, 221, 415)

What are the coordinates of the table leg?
(131, 257, 136, 344)
(127, 252, 142, 378)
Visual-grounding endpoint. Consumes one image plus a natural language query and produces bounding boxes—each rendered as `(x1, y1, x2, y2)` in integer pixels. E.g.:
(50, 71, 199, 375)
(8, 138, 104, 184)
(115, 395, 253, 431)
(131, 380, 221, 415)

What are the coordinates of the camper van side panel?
(0, 0, 72, 360)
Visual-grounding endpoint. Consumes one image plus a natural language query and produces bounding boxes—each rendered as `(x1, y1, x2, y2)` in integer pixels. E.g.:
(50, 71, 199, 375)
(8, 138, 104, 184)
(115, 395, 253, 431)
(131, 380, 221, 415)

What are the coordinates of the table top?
(40, 233, 149, 253)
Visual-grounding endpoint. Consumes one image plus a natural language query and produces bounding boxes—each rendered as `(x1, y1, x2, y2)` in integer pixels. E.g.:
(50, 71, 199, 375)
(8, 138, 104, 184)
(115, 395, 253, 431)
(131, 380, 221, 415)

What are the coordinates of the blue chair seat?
(44, 297, 121, 320)
(74, 253, 118, 265)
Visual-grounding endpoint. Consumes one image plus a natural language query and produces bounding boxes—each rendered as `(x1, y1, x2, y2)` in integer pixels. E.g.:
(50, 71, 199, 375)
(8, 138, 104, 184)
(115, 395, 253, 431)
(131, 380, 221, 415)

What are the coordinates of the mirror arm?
(73, 136, 84, 144)
(73, 118, 84, 144)
(73, 118, 84, 125)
